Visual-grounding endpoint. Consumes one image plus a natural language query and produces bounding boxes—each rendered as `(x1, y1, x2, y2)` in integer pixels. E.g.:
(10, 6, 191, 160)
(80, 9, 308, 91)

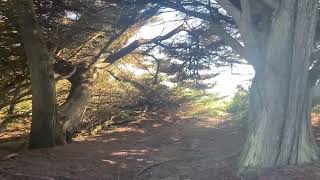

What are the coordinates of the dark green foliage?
(0, 0, 30, 115)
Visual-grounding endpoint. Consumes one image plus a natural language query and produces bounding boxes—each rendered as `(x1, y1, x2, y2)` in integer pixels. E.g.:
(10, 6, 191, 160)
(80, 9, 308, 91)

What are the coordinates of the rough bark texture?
(17, 0, 57, 148)
(55, 64, 99, 144)
(238, 0, 319, 171)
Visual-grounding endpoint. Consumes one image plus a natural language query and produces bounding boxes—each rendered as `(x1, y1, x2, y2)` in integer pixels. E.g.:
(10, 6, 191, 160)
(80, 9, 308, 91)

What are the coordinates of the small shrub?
(174, 88, 228, 117)
(227, 85, 249, 121)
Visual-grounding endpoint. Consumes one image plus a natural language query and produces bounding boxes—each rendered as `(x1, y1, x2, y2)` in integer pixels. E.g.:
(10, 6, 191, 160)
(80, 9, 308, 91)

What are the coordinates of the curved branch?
(104, 26, 186, 63)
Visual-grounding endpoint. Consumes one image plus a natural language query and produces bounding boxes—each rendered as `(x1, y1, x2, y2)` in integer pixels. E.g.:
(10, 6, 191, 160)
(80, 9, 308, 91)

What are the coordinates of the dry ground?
(1, 108, 320, 179)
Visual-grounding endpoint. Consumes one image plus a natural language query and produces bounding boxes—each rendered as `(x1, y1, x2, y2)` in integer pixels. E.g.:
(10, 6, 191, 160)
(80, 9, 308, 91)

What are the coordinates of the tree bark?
(17, 0, 57, 148)
(55, 64, 99, 144)
(239, 0, 319, 171)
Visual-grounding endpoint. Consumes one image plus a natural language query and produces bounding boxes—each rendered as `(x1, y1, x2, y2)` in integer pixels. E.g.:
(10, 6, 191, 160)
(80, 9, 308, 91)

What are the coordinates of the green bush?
(173, 87, 228, 117)
(227, 85, 249, 120)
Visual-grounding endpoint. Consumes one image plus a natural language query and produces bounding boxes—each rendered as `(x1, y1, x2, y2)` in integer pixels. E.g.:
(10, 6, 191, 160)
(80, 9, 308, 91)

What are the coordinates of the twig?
(135, 158, 176, 177)
(65, 32, 104, 61)
(0, 153, 19, 161)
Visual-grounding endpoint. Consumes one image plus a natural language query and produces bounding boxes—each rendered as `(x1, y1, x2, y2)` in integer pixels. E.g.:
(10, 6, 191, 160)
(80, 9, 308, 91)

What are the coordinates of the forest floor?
(1, 107, 320, 179)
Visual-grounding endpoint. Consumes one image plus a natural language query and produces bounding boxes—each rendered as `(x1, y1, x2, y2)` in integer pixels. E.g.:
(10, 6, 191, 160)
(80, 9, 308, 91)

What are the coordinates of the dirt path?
(0, 109, 250, 179)
(3, 109, 320, 179)
(0, 108, 245, 180)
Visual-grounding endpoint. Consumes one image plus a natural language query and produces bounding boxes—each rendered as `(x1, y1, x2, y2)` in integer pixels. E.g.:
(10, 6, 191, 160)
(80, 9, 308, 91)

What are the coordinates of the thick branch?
(215, 0, 241, 24)
(87, 28, 128, 68)
(104, 26, 185, 63)
(212, 26, 258, 66)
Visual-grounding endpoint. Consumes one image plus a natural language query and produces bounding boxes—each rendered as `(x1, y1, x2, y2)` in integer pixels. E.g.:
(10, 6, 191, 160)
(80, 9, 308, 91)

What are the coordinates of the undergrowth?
(227, 85, 249, 121)
(174, 87, 228, 117)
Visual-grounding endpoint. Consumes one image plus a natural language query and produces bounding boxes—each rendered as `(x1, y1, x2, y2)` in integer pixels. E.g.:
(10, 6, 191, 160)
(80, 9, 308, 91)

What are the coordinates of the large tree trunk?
(239, 0, 319, 171)
(17, 0, 57, 148)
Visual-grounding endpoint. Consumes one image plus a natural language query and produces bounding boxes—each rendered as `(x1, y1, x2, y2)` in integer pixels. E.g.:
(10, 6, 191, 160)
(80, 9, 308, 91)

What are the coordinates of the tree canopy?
(2, 0, 320, 173)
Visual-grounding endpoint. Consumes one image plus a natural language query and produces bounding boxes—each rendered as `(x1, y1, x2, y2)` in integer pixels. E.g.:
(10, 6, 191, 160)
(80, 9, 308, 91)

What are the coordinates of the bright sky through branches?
(65, 7, 254, 97)
(135, 11, 254, 97)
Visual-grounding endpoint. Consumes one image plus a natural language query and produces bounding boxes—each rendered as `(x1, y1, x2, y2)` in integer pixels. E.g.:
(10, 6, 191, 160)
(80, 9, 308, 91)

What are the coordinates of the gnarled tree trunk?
(239, 0, 319, 171)
(55, 64, 99, 144)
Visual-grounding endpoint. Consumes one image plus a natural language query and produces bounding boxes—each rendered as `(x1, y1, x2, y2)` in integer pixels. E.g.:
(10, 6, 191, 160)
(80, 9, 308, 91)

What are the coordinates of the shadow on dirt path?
(3, 109, 320, 179)
(0, 107, 246, 180)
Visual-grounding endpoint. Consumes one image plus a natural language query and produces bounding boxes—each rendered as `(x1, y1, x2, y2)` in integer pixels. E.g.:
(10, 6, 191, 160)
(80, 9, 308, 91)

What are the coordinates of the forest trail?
(2, 109, 320, 180)
(0, 108, 246, 180)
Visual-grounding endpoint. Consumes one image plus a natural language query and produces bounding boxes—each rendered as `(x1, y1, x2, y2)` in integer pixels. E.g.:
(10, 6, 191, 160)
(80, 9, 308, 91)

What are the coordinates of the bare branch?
(87, 28, 128, 69)
(104, 26, 186, 63)
(64, 32, 104, 61)
(151, 1, 255, 66)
